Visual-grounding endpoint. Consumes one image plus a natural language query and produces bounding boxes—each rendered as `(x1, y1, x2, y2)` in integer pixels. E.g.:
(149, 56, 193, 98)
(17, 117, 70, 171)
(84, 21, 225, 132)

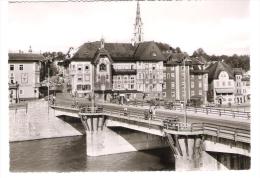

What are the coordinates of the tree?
(175, 47, 182, 53)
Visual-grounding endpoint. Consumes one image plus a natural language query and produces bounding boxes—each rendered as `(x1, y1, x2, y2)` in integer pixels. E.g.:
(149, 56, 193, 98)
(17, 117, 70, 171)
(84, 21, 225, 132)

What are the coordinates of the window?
(153, 75, 155, 79)
(199, 81, 202, 88)
(162, 83, 166, 89)
(167, 73, 170, 79)
(131, 84, 134, 89)
(198, 75, 202, 79)
(171, 82, 175, 88)
(117, 84, 120, 88)
(171, 92, 175, 97)
(162, 92, 166, 97)
(199, 90, 202, 95)
(163, 73, 166, 79)
(222, 81, 225, 86)
(19, 89, 23, 95)
(106, 75, 109, 79)
(99, 63, 106, 71)
(85, 65, 89, 70)
(171, 67, 175, 71)
(78, 67, 82, 71)
(131, 65, 134, 70)
(191, 90, 195, 96)
(191, 81, 194, 88)
(19, 65, 23, 70)
(78, 77, 82, 82)
(138, 73, 142, 79)
(85, 75, 90, 82)
(171, 73, 174, 78)
(10, 65, 14, 71)
(77, 85, 82, 90)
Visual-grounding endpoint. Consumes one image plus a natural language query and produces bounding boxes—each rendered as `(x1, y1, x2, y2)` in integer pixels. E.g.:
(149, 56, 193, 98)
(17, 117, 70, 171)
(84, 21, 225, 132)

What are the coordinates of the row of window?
(76, 84, 91, 91)
(114, 84, 135, 90)
(71, 64, 89, 71)
(77, 75, 90, 82)
(10, 64, 23, 71)
(216, 81, 232, 87)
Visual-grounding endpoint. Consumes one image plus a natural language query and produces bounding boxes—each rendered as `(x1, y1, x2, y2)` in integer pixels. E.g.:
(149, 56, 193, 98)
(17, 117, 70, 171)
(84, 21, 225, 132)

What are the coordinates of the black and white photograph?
(1, 0, 260, 176)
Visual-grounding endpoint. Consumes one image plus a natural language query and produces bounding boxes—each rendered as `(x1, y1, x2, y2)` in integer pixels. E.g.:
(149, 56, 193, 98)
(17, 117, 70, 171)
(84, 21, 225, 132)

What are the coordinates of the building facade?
(8, 52, 44, 103)
(206, 61, 235, 105)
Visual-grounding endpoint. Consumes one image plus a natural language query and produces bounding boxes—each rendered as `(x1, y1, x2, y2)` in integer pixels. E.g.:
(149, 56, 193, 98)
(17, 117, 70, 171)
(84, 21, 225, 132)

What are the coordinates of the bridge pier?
(80, 115, 168, 156)
(166, 134, 250, 171)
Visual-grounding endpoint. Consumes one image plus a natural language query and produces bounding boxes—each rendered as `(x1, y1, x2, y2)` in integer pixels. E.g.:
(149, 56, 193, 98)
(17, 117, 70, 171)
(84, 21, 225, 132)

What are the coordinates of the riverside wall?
(9, 100, 83, 142)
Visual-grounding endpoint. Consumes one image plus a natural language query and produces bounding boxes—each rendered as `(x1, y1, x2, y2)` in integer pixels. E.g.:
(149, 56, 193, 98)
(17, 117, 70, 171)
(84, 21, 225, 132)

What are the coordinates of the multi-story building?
(8, 52, 44, 103)
(162, 54, 208, 105)
(233, 68, 244, 104)
(206, 61, 235, 105)
(70, 40, 165, 100)
(189, 57, 208, 105)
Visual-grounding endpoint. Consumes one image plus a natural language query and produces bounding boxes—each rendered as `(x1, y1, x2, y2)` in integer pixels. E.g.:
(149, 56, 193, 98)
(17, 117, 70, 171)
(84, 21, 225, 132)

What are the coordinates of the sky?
(8, 0, 250, 56)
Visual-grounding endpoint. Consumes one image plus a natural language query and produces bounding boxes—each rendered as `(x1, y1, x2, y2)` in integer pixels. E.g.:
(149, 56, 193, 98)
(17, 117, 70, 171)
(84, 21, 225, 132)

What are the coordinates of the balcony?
(112, 68, 137, 75)
(9, 83, 19, 90)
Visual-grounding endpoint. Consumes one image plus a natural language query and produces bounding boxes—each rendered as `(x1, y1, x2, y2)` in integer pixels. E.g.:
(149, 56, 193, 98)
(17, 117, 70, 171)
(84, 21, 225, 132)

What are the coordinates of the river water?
(10, 136, 175, 172)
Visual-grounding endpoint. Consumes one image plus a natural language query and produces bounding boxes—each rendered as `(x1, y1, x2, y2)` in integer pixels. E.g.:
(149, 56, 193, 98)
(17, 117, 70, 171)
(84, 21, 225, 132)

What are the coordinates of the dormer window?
(151, 52, 157, 57)
(99, 63, 106, 72)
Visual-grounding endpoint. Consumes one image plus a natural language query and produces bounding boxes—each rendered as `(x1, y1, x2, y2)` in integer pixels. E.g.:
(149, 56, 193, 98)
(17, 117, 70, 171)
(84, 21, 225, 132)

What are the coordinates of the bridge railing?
(163, 121, 250, 143)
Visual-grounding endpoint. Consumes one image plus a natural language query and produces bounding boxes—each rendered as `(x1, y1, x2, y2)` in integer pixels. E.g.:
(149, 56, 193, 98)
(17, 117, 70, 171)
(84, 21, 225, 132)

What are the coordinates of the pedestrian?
(124, 107, 128, 116)
(152, 106, 156, 120)
(149, 106, 153, 120)
(53, 95, 56, 105)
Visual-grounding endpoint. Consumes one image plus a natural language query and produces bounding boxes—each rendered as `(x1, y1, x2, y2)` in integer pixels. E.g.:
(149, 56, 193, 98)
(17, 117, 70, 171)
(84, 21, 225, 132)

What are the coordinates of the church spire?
(133, 1, 143, 44)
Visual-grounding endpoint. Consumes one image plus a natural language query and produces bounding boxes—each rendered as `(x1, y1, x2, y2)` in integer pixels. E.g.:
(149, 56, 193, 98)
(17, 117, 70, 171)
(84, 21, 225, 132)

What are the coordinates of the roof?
(206, 61, 234, 83)
(164, 53, 188, 65)
(233, 68, 243, 75)
(9, 53, 45, 62)
(72, 41, 166, 62)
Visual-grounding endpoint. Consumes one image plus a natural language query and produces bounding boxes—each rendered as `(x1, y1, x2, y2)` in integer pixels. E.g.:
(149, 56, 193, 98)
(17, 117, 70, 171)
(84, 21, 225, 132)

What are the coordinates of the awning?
(215, 88, 234, 94)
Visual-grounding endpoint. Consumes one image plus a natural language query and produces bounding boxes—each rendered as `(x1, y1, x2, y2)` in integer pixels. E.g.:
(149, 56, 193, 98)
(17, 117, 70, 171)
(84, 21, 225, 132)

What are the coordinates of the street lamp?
(183, 57, 191, 125)
(101, 84, 105, 106)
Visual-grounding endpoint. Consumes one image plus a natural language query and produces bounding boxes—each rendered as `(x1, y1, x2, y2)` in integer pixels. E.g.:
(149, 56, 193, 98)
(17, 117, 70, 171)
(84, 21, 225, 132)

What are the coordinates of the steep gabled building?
(206, 61, 235, 105)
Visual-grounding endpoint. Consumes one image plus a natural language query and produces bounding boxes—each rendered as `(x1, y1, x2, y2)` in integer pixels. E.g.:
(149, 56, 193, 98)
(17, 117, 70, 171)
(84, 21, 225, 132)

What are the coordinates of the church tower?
(132, 1, 143, 44)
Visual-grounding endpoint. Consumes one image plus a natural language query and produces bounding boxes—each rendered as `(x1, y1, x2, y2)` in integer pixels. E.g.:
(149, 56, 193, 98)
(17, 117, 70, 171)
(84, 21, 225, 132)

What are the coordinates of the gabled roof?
(206, 61, 234, 83)
(72, 41, 166, 62)
(9, 53, 45, 62)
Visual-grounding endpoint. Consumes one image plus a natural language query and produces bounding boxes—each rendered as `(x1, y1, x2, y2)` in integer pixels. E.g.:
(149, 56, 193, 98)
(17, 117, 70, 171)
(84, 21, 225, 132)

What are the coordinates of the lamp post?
(183, 57, 191, 126)
(101, 84, 105, 106)
(183, 58, 187, 125)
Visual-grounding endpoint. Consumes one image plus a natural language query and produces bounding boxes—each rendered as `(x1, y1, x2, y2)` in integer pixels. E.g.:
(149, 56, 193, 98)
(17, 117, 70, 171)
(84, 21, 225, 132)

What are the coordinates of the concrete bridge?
(51, 103, 250, 171)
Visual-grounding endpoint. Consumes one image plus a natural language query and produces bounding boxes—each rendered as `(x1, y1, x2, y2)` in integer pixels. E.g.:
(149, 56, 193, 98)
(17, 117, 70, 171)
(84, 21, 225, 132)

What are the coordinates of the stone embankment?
(9, 100, 83, 142)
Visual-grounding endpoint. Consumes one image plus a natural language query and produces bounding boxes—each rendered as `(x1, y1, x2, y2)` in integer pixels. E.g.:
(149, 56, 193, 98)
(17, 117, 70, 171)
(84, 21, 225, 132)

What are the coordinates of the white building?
(8, 52, 44, 102)
(206, 61, 235, 105)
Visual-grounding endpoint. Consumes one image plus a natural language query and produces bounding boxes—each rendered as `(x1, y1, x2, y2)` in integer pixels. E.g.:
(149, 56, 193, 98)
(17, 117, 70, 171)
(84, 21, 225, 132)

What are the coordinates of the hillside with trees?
(191, 48, 250, 71)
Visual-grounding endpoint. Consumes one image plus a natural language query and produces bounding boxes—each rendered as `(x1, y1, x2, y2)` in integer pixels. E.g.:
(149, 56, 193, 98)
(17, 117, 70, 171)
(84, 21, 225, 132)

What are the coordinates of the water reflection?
(10, 136, 175, 172)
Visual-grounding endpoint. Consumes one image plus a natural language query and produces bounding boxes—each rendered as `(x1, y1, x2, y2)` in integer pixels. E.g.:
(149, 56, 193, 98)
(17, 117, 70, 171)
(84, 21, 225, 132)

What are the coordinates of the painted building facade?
(8, 53, 44, 102)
